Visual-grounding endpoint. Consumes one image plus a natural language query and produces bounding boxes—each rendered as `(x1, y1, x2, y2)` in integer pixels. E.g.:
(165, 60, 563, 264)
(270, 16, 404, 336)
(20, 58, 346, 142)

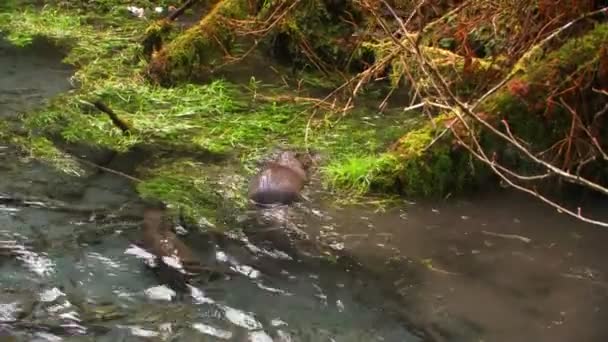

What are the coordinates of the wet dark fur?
(140, 204, 223, 292)
(248, 151, 309, 206)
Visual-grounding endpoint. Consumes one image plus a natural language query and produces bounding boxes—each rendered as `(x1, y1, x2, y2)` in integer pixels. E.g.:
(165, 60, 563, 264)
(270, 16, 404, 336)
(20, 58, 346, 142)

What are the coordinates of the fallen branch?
(92, 100, 133, 134)
(72, 154, 142, 183)
(166, 0, 200, 22)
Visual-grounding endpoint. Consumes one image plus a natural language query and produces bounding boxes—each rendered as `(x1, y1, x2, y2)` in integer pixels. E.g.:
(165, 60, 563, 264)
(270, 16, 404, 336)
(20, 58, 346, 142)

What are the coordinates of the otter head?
(274, 151, 307, 180)
(142, 200, 170, 233)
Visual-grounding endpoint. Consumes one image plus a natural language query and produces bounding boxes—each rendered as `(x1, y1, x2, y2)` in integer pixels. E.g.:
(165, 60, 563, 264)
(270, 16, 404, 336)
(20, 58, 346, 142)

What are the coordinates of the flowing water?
(2, 36, 608, 342)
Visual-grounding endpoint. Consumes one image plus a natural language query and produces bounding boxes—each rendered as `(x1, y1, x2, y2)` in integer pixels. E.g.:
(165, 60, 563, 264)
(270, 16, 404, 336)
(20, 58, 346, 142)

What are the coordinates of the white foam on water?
(39, 287, 65, 302)
(248, 330, 274, 342)
(276, 329, 293, 342)
(336, 299, 345, 312)
(161, 255, 186, 273)
(0, 302, 20, 321)
(59, 311, 81, 322)
(144, 285, 175, 301)
(270, 318, 287, 327)
(0, 206, 20, 213)
(124, 244, 157, 267)
(215, 250, 229, 262)
(87, 252, 123, 270)
(128, 326, 159, 337)
(33, 332, 62, 341)
(192, 323, 233, 339)
(230, 263, 261, 279)
(256, 282, 292, 296)
(47, 300, 72, 314)
(221, 305, 262, 330)
(188, 285, 215, 304)
(124, 244, 155, 260)
(15, 248, 55, 277)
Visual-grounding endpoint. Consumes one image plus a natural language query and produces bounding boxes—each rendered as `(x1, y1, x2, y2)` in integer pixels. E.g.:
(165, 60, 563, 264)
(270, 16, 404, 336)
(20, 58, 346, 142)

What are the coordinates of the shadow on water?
(0, 38, 422, 341)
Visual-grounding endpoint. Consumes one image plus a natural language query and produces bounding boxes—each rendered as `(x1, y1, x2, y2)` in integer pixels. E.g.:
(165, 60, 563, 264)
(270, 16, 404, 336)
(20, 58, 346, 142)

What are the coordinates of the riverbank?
(0, 3, 426, 227)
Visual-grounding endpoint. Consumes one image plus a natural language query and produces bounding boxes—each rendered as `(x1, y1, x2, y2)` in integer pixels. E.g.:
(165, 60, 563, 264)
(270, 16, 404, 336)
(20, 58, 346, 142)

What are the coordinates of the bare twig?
(73, 156, 142, 183)
(480, 230, 532, 244)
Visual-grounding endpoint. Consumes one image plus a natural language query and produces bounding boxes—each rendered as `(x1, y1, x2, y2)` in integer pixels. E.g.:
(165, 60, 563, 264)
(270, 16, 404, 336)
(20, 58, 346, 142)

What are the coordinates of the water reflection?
(0, 203, 419, 342)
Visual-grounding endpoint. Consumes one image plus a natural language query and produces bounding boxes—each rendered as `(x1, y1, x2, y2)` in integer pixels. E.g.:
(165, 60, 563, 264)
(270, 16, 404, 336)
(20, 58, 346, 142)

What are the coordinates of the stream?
(2, 37, 608, 342)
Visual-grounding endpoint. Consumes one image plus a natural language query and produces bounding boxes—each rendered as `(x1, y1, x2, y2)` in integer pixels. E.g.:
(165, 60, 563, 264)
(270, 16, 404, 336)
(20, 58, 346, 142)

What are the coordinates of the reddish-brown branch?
(366, 1, 608, 227)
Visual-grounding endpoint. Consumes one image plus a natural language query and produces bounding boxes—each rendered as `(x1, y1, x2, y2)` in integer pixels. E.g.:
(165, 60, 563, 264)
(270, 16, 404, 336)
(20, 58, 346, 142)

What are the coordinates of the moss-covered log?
(147, 0, 250, 84)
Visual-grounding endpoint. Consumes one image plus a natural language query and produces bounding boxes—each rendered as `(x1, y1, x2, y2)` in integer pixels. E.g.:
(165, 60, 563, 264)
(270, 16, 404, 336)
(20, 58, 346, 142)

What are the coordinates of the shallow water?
(0, 37, 74, 120)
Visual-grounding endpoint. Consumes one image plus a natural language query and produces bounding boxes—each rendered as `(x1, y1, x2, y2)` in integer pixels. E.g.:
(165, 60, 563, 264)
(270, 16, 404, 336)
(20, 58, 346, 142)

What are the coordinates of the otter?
(140, 202, 224, 291)
(248, 151, 309, 206)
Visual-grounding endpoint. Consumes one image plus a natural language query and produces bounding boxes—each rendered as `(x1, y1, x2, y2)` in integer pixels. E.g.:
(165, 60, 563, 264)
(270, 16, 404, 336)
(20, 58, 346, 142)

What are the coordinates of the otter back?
(248, 163, 306, 205)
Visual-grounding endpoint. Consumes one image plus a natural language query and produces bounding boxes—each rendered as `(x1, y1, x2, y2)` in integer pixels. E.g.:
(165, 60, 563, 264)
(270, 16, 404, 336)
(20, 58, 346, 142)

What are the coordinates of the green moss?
(142, 20, 173, 58)
(0, 3, 413, 183)
(390, 114, 475, 196)
(323, 153, 399, 195)
(371, 23, 608, 198)
(323, 110, 485, 198)
(41, 0, 176, 14)
(0, 120, 10, 140)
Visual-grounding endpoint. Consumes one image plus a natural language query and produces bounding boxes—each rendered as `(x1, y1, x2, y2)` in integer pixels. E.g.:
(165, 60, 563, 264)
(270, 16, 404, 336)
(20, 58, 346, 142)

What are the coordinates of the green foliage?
(322, 114, 439, 196)
(0, 7, 84, 47)
(323, 111, 482, 198)
(0, 121, 10, 140)
(42, 0, 176, 16)
(3, 0, 531, 220)
(391, 122, 456, 196)
(398, 146, 470, 197)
